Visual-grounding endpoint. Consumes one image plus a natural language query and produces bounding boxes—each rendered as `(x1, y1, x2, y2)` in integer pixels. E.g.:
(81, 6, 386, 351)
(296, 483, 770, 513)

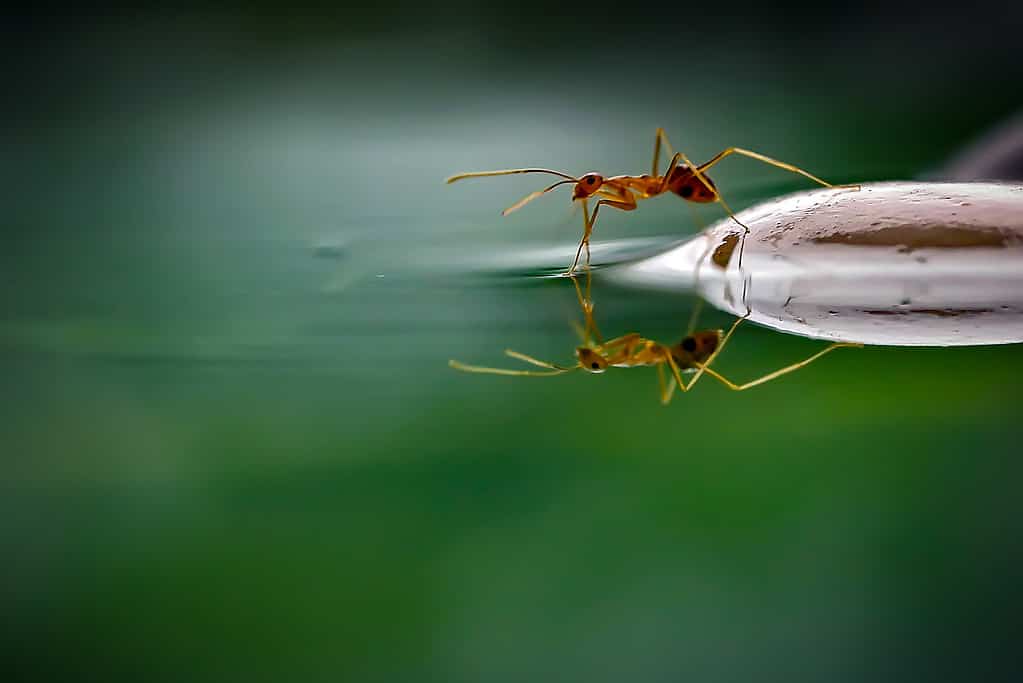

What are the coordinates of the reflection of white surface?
(613, 182, 1023, 346)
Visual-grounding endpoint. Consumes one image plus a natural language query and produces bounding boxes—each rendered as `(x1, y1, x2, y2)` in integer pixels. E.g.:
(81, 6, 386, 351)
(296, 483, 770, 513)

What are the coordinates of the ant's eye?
(591, 361, 600, 369)
(586, 176, 596, 185)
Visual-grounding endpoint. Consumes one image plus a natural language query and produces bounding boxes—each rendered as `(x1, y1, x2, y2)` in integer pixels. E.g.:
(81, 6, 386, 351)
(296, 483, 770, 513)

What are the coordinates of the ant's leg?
(651, 128, 677, 176)
(664, 352, 691, 395)
(655, 153, 683, 193)
(673, 150, 749, 230)
(663, 374, 678, 404)
(657, 151, 726, 266)
(449, 360, 572, 376)
(696, 147, 859, 191)
(657, 363, 679, 405)
(696, 342, 863, 391)
(666, 148, 750, 251)
(568, 192, 638, 274)
(694, 149, 859, 268)
(670, 149, 756, 268)
(569, 199, 592, 274)
(600, 333, 643, 354)
(570, 272, 604, 344)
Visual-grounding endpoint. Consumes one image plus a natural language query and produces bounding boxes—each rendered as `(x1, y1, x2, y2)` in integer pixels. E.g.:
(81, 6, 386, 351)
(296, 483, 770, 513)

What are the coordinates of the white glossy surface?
(613, 182, 1023, 346)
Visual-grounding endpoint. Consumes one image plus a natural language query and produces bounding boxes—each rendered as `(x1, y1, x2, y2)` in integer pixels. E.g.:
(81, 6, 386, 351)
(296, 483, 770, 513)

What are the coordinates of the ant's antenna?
(502, 179, 577, 215)
(446, 168, 578, 183)
(445, 168, 580, 216)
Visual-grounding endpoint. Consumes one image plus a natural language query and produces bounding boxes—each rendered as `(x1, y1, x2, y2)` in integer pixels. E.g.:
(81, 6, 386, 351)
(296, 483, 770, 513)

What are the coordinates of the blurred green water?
(3, 9, 1023, 682)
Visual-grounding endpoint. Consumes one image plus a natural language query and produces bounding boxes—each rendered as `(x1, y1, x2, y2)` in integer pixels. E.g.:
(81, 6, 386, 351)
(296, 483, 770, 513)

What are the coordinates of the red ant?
(447, 128, 858, 273)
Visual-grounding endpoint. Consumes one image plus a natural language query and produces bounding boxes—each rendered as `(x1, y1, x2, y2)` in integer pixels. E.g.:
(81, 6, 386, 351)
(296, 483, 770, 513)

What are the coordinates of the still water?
(4, 23, 1023, 682)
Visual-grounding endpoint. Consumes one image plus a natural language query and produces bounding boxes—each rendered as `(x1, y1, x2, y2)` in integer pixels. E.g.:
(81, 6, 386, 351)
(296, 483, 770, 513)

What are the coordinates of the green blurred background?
(3, 5, 1023, 681)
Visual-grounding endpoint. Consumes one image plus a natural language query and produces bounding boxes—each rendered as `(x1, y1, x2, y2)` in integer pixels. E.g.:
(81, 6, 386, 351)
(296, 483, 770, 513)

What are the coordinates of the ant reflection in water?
(449, 273, 861, 404)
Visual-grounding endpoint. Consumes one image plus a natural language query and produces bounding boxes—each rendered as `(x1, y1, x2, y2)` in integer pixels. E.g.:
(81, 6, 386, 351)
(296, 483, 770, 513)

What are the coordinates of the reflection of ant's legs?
(675, 278, 752, 394)
(739, 272, 752, 314)
(569, 273, 642, 353)
(685, 298, 705, 337)
(723, 268, 753, 315)
(570, 271, 603, 344)
(602, 333, 642, 350)
(683, 312, 750, 392)
(663, 351, 691, 400)
(657, 363, 677, 405)
(697, 342, 863, 391)
(691, 232, 716, 298)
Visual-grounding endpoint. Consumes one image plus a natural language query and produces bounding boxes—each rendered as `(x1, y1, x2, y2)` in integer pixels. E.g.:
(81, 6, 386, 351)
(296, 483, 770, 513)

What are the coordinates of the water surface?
(4, 14, 1023, 682)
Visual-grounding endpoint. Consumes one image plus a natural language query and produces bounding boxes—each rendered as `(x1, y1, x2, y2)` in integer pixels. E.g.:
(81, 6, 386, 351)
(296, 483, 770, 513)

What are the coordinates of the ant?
(448, 272, 861, 403)
(447, 128, 858, 274)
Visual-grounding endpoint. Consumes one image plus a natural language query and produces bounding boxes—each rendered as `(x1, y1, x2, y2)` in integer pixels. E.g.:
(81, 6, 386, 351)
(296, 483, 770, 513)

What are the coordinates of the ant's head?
(576, 346, 608, 373)
(572, 173, 605, 200)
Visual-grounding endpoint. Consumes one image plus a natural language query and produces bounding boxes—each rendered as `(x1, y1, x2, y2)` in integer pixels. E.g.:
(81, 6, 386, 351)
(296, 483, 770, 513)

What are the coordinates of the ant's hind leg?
(672, 149, 756, 268)
(697, 342, 863, 391)
(696, 147, 858, 192)
(694, 147, 862, 268)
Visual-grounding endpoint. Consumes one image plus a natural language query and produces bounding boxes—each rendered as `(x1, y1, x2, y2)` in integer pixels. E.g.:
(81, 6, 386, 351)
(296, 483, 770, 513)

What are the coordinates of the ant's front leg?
(568, 189, 637, 274)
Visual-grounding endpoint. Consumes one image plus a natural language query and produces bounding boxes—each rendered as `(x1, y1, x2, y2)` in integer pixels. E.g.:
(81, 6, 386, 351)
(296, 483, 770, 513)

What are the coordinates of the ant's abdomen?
(667, 166, 718, 202)
(673, 176, 718, 203)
